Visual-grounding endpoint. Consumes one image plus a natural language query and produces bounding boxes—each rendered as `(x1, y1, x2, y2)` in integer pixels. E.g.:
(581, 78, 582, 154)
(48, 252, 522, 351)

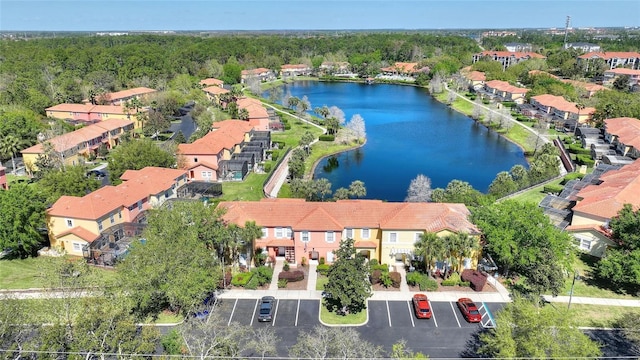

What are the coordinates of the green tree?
(106, 138, 175, 184)
(479, 298, 601, 359)
(413, 232, 446, 275)
(472, 201, 574, 296)
(390, 339, 428, 359)
(117, 202, 223, 318)
(333, 187, 350, 200)
(348, 180, 366, 199)
(509, 164, 530, 189)
(488, 171, 518, 198)
(287, 148, 307, 180)
(324, 238, 372, 314)
(299, 131, 315, 154)
(431, 179, 489, 208)
(35, 165, 101, 204)
(613, 75, 630, 91)
(446, 232, 479, 272)
(144, 109, 171, 137)
(0, 134, 26, 174)
(174, 130, 187, 144)
(0, 183, 47, 257)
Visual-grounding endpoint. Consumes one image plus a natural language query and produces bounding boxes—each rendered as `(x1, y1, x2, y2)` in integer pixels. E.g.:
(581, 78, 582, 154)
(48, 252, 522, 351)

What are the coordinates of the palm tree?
(0, 135, 24, 174)
(238, 108, 249, 121)
(574, 102, 585, 134)
(447, 233, 479, 272)
(414, 232, 446, 276)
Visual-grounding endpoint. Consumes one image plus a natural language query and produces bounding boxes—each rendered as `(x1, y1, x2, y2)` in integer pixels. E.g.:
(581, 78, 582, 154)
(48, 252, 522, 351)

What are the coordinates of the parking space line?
(429, 300, 438, 327)
(249, 299, 258, 326)
(295, 299, 300, 327)
(386, 300, 392, 327)
(228, 299, 239, 326)
(271, 299, 280, 326)
(449, 302, 461, 327)
(407, 301, 415, 327)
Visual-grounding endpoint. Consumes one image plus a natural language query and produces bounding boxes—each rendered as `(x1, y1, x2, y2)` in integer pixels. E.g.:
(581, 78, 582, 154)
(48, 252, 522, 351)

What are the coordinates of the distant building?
(603, 68, 640, 88)
(199, 78, 224, 88)
(241, 68, 276, 84)
(280, 64, 312, 77)
(564, 42, 601, 53)
(472, 51, 546, 70)
(88, 87, 157, 106)
(504, 43, 532, 52)
(578, 51, 640, 70)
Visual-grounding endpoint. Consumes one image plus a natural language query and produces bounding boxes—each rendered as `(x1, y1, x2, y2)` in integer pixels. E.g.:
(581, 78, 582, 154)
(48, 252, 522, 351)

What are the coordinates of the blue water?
(270, 81, 528, 201)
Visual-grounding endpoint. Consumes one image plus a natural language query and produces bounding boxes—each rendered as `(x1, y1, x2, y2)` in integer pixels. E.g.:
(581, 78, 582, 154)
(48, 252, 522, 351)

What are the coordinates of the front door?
(277, 246, 285, 257)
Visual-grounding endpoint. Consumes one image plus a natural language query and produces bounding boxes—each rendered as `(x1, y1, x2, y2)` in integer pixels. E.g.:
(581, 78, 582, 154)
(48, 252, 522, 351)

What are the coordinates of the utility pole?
(567, 270, 579, 310)
(563, 16, 571, 49)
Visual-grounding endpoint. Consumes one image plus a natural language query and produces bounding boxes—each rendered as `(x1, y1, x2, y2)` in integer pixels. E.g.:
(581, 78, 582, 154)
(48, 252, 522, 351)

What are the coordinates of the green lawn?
(503, 124, 535, 153)
(316, 275, 328, 291)
(320, 303, 367, 325)
(566, 304, 640, 328)
(220, 173, 269, 201)
(561, 253, 638, 299)
(305, 140, 360, 175)
(0, 257, 118, 290)
(509, 178, 564, 205)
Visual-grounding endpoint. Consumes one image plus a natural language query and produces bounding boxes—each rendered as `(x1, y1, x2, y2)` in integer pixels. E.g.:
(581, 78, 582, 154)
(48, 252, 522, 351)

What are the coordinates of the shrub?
(319, 134, 335, 141)
(301, 256, 307, 267)
(252, 266, 273, 286)
(283, 261, 290, 272)
(231, 272, 253, 286)
(245, 276, 259, 290)
(461, 269, 487, 292)
(561, 172, 584, 185)
(543, 184, 564, 194)
(278, 279, 288, 288)
(419, 277, 438, 291)
(369, 259, 379, 266)
(502, 101, 515, 108)
(568, 144, 591, 155)
(263, 162, 273, 173)
(316, 264, 331, 275)
(319, 257, 325, 265)
(406, 271, 423, 286)
(371, 264, 389, 272)
(576, 154, 595, 167)
(218, 271, 232, 289)
(370, 269, 382, 284)
(273, 141, 286, 149)
(271, 150, 280, 162)
(278, 270, 304, 282)
(459, 281, 471, 287)
(379, 272, 392, 287)
(441, 272, 461, 286)
(284, 123, 292, 130)
(389, 271, 401, 288)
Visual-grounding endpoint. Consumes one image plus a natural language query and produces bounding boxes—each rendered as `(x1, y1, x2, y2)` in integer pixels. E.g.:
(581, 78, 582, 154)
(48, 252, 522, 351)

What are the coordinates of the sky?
(0, 0, 638, 32)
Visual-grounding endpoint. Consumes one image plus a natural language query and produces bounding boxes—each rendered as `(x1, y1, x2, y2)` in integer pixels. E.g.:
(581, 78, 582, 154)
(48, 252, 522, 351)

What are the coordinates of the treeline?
(0, 33, 479, 113)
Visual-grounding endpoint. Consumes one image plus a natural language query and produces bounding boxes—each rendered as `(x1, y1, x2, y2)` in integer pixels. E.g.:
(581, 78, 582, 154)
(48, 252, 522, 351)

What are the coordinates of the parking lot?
(214, 298, 503, 329)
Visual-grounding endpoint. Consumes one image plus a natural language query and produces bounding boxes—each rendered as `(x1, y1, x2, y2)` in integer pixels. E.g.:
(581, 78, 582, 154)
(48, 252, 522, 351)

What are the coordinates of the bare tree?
(180, 311, 249, 359)
(472, 103, 484, 121)
(328, 105, 346, 126)
(405, 174, 433, 202)
(447, 90, 457, 105)
(246, 327, 279, 360)
(289, 326, 383, 360)
(346, 114, 366, 144)
(246, 76, 262, 96)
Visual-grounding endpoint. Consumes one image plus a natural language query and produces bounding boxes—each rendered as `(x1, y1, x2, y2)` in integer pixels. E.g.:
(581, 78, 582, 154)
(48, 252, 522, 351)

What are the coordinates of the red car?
(412, 294, 432, 319)
(457, 298, 482, 323)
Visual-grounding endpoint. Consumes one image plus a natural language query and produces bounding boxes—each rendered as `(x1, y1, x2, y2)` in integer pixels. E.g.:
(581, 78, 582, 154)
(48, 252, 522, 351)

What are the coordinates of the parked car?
(457, 297, 482, 323)
(257, 296, 276, 322)
(87, 169, 106, 179)
(412, 294, 432, 319)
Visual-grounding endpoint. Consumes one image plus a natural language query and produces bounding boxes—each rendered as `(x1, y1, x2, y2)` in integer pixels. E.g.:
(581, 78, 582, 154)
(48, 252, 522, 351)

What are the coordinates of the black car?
(87, 170, 106, 179)
(257, 296, 276, 322)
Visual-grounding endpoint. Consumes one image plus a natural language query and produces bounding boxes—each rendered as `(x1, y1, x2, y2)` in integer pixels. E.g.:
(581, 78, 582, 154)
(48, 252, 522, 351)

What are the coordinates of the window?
(301, 231, 310, 242)
(110, 214, 115, 224)
(138, 200, 143, 210)
(275, 227, 283, 238)
(98, 221, 103, 231)
(194, 157, 198, 163)
(72, 243, 82, 252)
(361, 228, 370, 239)
(118, 211, 122, 219)
(286, 227, 292, 238)
(345, 228, 353, 239)
(415, 232, 422, 243)
(580, 238, 592, 251)
(65, 219, 73, 228)
(325, 231, 335, 243)
(389, 232, 397, 243)
(261, 228, 268, 238)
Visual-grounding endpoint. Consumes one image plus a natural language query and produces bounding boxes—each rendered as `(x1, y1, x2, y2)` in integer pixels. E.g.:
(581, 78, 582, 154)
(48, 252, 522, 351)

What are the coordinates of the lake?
(274, 81, 528, 201)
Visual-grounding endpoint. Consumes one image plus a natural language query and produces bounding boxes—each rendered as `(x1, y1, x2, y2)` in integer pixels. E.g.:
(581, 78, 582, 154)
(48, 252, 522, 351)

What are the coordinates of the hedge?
(420, 278, 438, 291)
(561, 172, 584, 185)
(576, 154, 595, 167)
(371, 264, 389, 272)
(263, 162, 273, 173)
(316, 264, 331, 275)
(441, 272, 462, 286)
(319, 134, 335, 141)
(278, 270, 304, 282)
(273, 141, 286, 149)
(252, 266, 273, 286)
(389, 272, 401, 288)
(231, 272, 253, 286)
(406, 271, 423, 286)
(543, 184, 564, 194)
(568, 143, 591, 155)
(461, 269, 487, 292)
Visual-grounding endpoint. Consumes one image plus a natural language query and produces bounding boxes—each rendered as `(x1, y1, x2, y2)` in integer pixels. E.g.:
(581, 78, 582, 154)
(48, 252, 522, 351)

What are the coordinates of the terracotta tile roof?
(186, 161, 219, 171)
(281, 64, 311, 70)
(355, 240, 378, 248)
(605, 117, 640, 149)
(199, 78, 224, 86)
(237, 97, 269, 119)
(528, 70, 559, 79)
(477, 51, 546, 59)
(46, 103, 94, 113)
(485, 80, 529, 94)
(178, 119, 252, 156)
(380, 62, 419, 73)
(21, 119, 133, 154)
(565, 223, 613, 238)
(56, 226, 101, 243)
(105, 87, 157, 101)
(578, 51, 640, 60)
(47, 167, 186, 220)
(468, 71, 486, 81)
(531, 94, 596, 115)
(219, 199, 479, 234)
(203, 86, 230, 95)
(572, 160, 640, 220)
(560, 79, 607, 93)
(605, 68, 640, 76)
(241, 68, 271, 76)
